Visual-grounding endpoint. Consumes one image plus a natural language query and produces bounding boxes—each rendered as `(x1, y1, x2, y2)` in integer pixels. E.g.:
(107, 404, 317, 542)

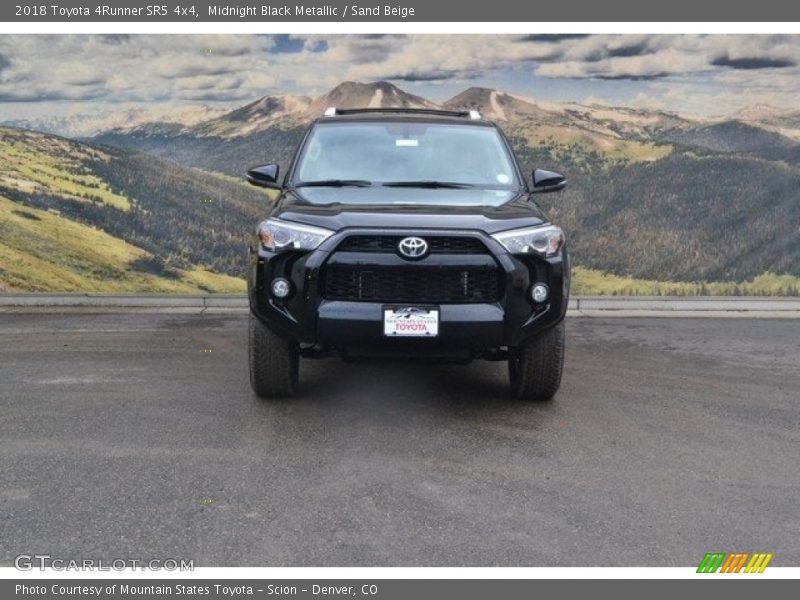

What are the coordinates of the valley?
(3, 80, 799, 294)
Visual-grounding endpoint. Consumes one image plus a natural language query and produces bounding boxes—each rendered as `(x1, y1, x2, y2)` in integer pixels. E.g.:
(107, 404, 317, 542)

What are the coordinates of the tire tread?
(249, 314, 298, 398)
(509, 321, 565, 401)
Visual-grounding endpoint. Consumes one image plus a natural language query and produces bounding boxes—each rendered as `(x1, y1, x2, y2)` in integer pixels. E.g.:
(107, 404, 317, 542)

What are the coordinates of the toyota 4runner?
(246, 107, 569, 400)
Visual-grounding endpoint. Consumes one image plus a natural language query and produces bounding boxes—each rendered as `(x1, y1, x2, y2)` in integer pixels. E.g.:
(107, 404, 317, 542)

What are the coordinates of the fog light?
(531, 283, 549, 303)
(271, 278, 291, 299)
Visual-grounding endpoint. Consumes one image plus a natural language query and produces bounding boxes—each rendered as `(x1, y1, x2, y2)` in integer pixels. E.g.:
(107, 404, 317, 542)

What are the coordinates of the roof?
(313, 107, 496, 127)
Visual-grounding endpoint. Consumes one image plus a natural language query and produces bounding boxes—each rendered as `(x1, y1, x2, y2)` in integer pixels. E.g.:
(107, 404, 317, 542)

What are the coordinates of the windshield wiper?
(382, 180, 474, 189)
(292, 179, 372, 188)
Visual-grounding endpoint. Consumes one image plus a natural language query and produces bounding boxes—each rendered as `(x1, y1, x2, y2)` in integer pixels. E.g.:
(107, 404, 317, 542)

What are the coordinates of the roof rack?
(323, 107, 482, 120)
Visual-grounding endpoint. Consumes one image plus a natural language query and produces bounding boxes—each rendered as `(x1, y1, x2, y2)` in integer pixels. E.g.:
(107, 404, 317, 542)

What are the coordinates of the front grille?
(336, 235, 488, 254)
(323, 266, 501, 303)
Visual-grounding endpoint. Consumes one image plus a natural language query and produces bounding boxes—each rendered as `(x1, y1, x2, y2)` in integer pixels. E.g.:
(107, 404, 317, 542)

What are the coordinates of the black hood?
(270, 187, 548, 234)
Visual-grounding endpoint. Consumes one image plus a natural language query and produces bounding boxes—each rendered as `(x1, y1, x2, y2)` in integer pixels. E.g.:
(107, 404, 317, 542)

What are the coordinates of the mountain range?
(89, 81, 800, 174)
(2, 80, 799, 293)
(3, 104, 231, 139)
(91, 81, 800, 144)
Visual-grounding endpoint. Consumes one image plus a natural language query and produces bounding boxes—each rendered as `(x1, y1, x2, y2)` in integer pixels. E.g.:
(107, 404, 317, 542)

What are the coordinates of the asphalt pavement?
(1, 312, 798, 567)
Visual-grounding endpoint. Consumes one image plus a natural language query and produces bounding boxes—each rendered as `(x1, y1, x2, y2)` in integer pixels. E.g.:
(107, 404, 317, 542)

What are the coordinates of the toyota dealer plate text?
(383, 307, 439, 337)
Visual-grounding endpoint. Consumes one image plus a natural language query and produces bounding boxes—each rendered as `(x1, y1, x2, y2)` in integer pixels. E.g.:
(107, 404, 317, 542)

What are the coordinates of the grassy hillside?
(1, 129, 130, 210)
(507, 120, 673, 168)
(0, 195, 243, 293)
(0, 127, 271, 293)
(572, 266, 800, 296)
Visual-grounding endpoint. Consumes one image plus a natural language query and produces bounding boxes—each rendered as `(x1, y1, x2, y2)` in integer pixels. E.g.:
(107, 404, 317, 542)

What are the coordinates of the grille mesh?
(323, 266, 501, 303)
(336, 235, 488, 255)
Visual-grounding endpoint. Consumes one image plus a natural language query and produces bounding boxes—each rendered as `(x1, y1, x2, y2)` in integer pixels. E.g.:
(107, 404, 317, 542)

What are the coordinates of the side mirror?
(532, 168, 566, 193)
(246, 164, 280, 189)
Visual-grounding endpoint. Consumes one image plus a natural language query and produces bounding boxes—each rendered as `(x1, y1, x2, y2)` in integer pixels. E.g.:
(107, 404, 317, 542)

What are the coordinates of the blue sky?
(1, 34, 799, 118)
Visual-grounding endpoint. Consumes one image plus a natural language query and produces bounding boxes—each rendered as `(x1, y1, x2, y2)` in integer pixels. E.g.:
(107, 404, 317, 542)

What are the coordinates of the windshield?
(293, 122, 520, 189)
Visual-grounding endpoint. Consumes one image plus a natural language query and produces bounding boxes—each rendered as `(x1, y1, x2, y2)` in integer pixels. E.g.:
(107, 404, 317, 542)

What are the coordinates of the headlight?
(257, 218, 333, 252)
(491, 224, 564, 257)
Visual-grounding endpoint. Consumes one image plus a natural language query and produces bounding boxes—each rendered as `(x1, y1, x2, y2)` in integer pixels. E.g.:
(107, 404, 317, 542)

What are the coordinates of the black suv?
(246, 107, 569, 400)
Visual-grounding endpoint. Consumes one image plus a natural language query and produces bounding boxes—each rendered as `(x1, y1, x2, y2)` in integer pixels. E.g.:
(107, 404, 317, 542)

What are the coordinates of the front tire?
(248, 313, 299, 398)
(508, 321, 565, 401)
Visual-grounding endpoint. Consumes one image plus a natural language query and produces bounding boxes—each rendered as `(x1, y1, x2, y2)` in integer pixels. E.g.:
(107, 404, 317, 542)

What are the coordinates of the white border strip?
(2, 22, 800, 34)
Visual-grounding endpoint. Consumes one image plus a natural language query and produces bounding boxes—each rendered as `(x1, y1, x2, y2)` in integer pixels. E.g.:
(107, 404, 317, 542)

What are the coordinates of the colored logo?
(697, 552, 773, 573)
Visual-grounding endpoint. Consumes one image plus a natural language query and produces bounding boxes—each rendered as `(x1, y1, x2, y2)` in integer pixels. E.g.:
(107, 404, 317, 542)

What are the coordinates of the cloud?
(360, 34, 404, 40)
(343, 40, 397, 65)
(322, 35, 558, 83)
(173, 74, 243, 91)
(1, 34, 800, 119)
(152, 57, 238, 79)
(98, 34, 130, 45)
(59, 63, 107, 86)
(0, 88, 105, 102)
(387, 69, 475, 82)
(593, 72, 670, 81)
(711, 56, 795, 69)
(606, 41, 653, 59)
(0, 35, 280, 105)
(518, 34, 590, 42)
(532, 35, 800, 82)
(535, 52, 691, 80)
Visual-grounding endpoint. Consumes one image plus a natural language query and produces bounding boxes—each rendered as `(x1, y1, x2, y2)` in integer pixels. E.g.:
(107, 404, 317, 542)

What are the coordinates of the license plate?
(383, 307, 439, 337)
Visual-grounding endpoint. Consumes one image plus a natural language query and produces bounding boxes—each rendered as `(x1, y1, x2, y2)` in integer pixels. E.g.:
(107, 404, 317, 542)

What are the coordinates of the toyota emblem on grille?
(397, 236, 428, 259)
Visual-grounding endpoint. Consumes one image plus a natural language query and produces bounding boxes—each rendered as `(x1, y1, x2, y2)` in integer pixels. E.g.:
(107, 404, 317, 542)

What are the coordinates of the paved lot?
(0, 312, 798, 567)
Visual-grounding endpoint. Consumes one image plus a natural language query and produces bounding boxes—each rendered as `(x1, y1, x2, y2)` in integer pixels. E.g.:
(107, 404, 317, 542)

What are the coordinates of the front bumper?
(248, 228, 569, 358)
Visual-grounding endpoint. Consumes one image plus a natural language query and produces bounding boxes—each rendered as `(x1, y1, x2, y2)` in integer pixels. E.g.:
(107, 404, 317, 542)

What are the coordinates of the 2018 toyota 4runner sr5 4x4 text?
(246, 107, 570, 401)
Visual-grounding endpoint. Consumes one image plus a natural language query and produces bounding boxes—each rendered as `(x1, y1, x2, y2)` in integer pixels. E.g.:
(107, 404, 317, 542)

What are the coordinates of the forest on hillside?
(0, 130, 270, 279)
(8, 111, 800, 291)
(93, 121, 800, 284)
(94, 127, 306, 179)
(511, 141, 800, 282)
